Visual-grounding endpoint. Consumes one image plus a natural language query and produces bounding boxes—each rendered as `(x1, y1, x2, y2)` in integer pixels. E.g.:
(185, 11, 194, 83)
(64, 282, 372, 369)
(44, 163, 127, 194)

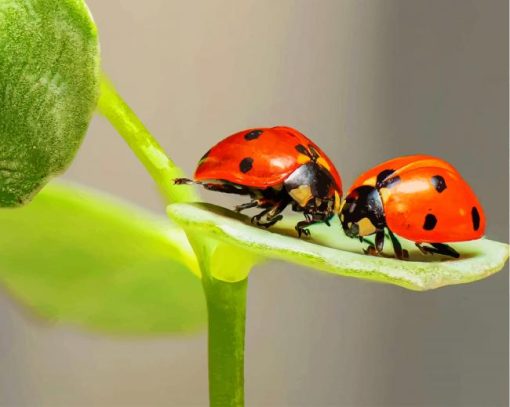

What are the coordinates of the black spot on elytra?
(376, 169, 394, 185)
(244, 129, 263, 141)
(376, 169, 400, 188)
(423, 214, 437, 230)
(239, 157, 254, 173)
(295, 144, 308, 155)
(471, 206, 480, 231)
(431, 175, 447, 193)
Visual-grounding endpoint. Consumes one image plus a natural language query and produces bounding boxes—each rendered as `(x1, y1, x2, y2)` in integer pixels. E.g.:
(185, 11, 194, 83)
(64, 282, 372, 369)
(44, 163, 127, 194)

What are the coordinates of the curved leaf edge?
(0, 181, 206, 335)
(43, 181, 200, 276)
(167, 202, 509, 291)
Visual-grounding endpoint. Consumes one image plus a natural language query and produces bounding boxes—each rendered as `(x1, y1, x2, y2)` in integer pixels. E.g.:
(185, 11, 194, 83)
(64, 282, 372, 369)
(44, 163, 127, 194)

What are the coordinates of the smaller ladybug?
(340, 155, 485, 259)
(175, 126, 343, 236)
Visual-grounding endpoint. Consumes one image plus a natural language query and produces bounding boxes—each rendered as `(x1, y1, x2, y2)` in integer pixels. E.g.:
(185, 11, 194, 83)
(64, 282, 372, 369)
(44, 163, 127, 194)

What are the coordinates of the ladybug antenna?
(308, 145, 320, 162)
(295, 144, 320, 162)
(174, 178, 197, 185)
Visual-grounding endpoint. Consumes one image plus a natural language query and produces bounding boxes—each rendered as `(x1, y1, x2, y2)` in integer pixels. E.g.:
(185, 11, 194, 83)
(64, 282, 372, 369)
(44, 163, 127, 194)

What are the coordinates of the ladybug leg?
(202, 183, 251, 195)
(363, 230, 385, 256)
(237, 187, 286, 213)
(358, 236, 373, 245)
(431, 243, 460, 258)
(361, 240, 376, 255)
(295, 211, 332, 237)
(415, 243, 460, 259)
(251, 199, 289, 228)
(260, 212, 284, 228)
(295, 216, 313, 237)
(375, 230, 385, 253)
(176, 179, 252, 195)
(174, 178, 194, 185)
(363, 245, 378, 256)
(415, 243, 429, 256)
(235, 200, 259, 212)
(250, 207, 272, 225)
(388, 229, 409, 260)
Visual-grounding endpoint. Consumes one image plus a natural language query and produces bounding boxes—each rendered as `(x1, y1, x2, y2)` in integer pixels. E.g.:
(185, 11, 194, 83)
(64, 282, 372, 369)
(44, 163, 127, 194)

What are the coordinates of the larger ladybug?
(175, 126, 343, 236)
(340, 155, 485, 259)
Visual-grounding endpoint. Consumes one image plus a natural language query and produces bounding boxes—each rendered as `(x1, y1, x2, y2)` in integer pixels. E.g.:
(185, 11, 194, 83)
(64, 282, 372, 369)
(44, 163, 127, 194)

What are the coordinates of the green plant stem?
(97, 74, 198, 204)
(203, 275, 247, 407)
(97, 74, 248, 406)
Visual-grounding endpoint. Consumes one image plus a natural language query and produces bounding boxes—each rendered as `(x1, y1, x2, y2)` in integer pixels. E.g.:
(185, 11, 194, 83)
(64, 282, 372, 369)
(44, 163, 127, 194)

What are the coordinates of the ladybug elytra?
(175, 126, 343, 236)
(340, 155, 486, 259)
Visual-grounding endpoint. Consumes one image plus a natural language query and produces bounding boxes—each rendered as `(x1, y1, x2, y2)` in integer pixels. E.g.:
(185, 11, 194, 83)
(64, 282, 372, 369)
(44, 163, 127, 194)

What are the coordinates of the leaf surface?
(168, 203, 509, 291)
(0, 183, 205, 334)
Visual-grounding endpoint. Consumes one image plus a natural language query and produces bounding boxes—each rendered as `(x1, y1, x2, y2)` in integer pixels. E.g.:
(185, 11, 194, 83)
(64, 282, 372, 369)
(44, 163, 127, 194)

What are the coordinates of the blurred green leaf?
(168, 203, 509, 291)
(0, 0, 100, 206)
(0, 183, 206, 334)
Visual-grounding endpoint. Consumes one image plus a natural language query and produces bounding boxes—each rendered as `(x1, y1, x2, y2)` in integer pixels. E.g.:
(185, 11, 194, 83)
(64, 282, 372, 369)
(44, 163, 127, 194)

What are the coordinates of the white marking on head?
(357, 217, 377, 236)
(289, 185, 313, 207)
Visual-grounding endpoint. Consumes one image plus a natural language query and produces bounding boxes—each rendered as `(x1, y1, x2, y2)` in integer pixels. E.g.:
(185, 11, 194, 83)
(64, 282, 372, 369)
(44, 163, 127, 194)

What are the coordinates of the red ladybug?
(340, 155, 486, 259)
(175, 126, 343, 236)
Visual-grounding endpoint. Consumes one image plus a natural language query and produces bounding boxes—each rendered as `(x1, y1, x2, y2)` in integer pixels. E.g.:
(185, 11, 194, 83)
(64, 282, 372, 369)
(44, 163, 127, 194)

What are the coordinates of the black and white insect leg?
(174, 178, 252, 196)
(415, 242, 459, 259)
(235, 200, 259, 212)
(251, 196, 291, 228)
(363, 229, 386, 256)
(387, 229, 409, 260)
(235, 186, 283, 213)
(174, 178, 194, 185)
(294, 208, 334, 237)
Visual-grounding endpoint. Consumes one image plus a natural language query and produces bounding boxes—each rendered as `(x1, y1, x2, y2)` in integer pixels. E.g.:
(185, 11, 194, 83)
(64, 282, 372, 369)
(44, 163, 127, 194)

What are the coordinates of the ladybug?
(339, 155, 486, 259)
(175, 126, 343, 236)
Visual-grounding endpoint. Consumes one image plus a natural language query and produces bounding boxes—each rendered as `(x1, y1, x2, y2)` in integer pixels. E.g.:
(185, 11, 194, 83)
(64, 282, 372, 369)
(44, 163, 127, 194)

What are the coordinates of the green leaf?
(167, 203, 509, 291)
(0, 0, 100, 207)
(0, 183, 206, 334)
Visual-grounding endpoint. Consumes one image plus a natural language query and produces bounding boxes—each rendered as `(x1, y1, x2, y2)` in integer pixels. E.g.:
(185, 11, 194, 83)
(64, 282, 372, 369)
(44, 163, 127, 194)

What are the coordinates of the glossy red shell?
(349, 155, 486, 243)
(194, 126, 342, 193)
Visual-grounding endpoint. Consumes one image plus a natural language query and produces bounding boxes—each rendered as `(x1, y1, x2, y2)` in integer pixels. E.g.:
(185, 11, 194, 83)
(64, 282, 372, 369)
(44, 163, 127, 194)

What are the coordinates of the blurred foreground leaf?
(0, 183, 205, 334)
(168, 203, 509, 291)
(0, 0, 100, 206)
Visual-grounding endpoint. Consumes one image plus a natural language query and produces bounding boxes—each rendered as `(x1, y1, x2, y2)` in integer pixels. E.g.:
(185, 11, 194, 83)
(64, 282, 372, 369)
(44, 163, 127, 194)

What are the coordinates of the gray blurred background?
(0, 0, 507, 405)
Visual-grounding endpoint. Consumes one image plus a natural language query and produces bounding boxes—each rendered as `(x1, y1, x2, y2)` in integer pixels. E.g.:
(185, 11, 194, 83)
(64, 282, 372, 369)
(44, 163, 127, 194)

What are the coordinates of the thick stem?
(203, 275, 247, 407)
(98, 73, 248, 406)
(96, 75, 198, 204)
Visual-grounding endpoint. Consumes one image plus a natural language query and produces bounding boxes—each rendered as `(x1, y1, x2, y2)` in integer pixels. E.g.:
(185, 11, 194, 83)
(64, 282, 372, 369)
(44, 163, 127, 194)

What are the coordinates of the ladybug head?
(340, 185, 385, 238)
